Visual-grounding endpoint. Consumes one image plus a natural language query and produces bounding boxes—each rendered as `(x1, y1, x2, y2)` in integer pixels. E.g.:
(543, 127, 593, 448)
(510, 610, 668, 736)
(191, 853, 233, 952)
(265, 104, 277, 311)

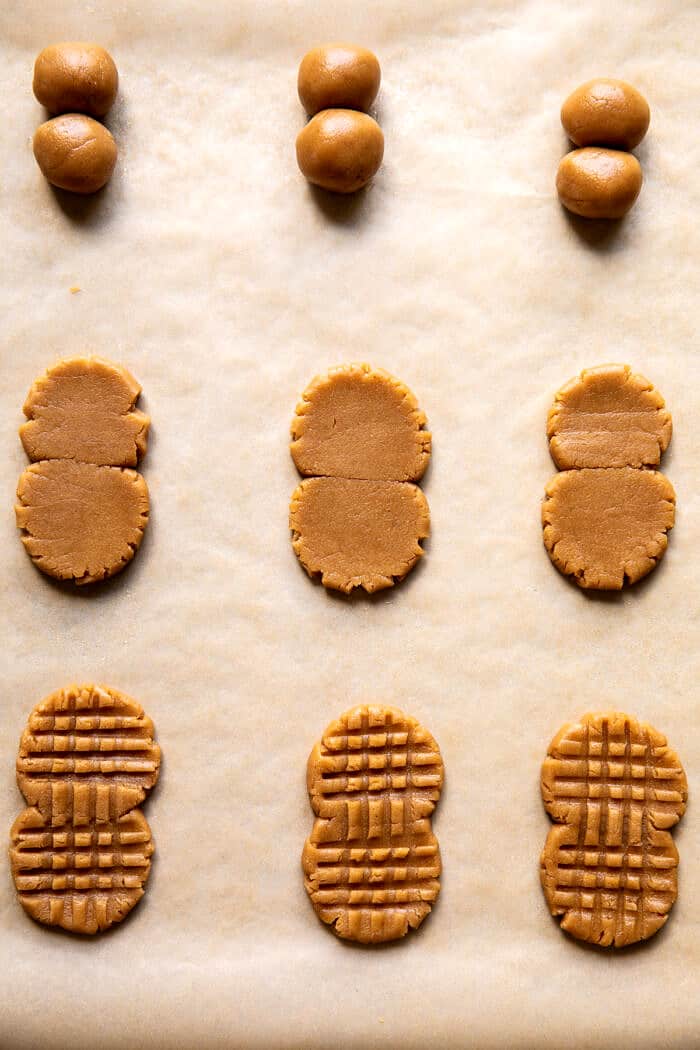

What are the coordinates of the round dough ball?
(561, 78, 650, 150)
(296, 109, 384, 194)
(556, 148, 642, 219)
(33, 42, 118, 117)
(298, 44, 380, 115)
(33, 114, 117, 194)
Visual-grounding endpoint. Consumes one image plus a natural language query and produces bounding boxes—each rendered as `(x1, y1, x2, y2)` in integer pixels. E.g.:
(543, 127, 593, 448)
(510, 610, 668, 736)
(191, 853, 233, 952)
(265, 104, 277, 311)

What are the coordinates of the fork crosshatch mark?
(540, 712, 687, 947)
(302, 704, 443, 943)
(10, 684, 160, 934)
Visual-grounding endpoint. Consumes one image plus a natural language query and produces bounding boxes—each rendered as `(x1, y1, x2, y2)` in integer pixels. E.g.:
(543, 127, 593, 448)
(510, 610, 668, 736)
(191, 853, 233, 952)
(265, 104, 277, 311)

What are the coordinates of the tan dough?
(20, 356, 149, 466)
(542, 468, 675, 589)
(547, 363, 671, 470)
(542, 365, 675, 590)
(296, 110, 384, 194)
(302, 704, 443, 944)
(289, 364, 431, 593)
(33, 42, 119, 117)
(16, 357, 150, 585)
(10, 684, 160, 935)
(297, 44, 381, 116)
(16, 461, 149, 585)
(33, 114, 117, 195)
(561, 79, 650, 151)
(556, 148, 642, 220)
(290, 477, 429, 594)
(540, 712, 687, 948)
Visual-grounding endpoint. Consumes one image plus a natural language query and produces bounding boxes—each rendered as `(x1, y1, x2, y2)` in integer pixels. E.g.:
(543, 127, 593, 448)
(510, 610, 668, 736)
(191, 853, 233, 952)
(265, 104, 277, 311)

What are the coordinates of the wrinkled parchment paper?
(2, 2, 700, 1047)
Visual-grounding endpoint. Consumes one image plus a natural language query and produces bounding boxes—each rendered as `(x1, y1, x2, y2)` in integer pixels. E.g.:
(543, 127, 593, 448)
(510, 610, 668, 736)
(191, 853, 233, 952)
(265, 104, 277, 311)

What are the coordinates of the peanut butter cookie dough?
(296, 44, 384, 194)
(303, 704, 443, 944)
(33, 43, 119, 117)
(540, 712, 687, 948)
(16, 357, 150, 585)
(10, 684, 160, 934)
(33, 114, 117, 195)
(289, 364, 431, 593)
(542, 365, 675, 589)
(556, 78, 649, 219)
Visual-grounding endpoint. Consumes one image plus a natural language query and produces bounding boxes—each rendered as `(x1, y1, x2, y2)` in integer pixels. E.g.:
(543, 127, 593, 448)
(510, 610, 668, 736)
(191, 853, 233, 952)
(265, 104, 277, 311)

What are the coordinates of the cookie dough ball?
(16, 460, 149, 585)
(556, 148, 642, 219)
(298, 44, 381, 115)
(33, 114, 117, 194)
(542, 467, 675, 589)
(296, 109, 384, 194)
(561, 78, 650, 150)
(33, 42, 118, 117)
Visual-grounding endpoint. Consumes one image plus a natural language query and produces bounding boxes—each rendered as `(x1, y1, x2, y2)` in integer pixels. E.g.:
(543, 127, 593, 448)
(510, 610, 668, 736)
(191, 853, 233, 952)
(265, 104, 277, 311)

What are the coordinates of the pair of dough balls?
(296, 45, 384, 194)
(33, 43, 119, 194)
(556, 79, 650, 219)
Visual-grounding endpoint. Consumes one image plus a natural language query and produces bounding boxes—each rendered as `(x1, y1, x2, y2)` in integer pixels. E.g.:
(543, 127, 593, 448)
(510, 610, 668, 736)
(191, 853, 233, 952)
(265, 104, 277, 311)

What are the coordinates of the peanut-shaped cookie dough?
(303, 704, 443, 943)
(296, 44, 384, 194)
(541, 712, 687, 947)
(542, 364, 675, 589)
(10, 684, 160, 934)
(33, 42, 118, 117)
(289, 364, 430, 593)
(16, 357, 150, 585)
(557, 78, 649, 220)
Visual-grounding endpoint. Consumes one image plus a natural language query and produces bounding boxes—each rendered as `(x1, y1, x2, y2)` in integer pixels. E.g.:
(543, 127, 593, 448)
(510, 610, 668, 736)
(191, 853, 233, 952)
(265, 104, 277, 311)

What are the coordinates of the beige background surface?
(1, 2, 700, 1048)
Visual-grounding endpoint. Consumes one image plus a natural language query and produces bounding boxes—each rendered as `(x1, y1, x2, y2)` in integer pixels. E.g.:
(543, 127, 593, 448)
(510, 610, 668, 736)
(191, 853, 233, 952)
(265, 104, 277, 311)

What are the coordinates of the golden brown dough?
(16, 356, 150, 585)
(33, 114, 117, 194)
(298, 44, 381, 115)
(542, 364, 675, 590)
(303, 704, 443, 944)
(290, 477, 429, 593)
(540, 712, 687, 948)
(291, 363, 430, 481)
(21, 357, 149, 467)
(542, 467, 675, 589)
(10, 684, 160, 935)
(296, 109, 384, 194)
(556, 148, 642, 220)
(16, 461, 149, 585)
(33, 42, 118, 117)
(289, 364, 431, 593)
(561, 79, 650, 151)
(547, 363, 671, 470)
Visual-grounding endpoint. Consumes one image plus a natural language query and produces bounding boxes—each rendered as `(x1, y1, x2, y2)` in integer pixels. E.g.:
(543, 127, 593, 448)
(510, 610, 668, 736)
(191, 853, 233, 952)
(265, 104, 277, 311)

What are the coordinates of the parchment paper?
(1, 2, 700, 1047)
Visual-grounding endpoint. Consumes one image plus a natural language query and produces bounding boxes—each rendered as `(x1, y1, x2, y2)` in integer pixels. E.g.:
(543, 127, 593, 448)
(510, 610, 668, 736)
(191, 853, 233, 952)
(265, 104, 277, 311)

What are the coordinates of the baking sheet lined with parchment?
(1, 2, 700, 1048)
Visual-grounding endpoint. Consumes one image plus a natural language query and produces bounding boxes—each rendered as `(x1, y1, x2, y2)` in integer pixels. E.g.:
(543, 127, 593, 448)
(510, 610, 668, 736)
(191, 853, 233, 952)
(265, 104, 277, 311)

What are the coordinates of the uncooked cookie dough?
(16, 357, 150, 585)
(289, 363, 431, 593)
(297, 44, 381, 116)
(296, 109, 384, 194)
(10, 684, 160, 934)
(540, 711, 687, 948)
(33, 114, 117, 195)
(561, 79, 650, 151)
(542, 364, 675, 589)
(556, 147, 642, 220)
(33, 42, 119, 117)
(302, 703, 443, 944)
